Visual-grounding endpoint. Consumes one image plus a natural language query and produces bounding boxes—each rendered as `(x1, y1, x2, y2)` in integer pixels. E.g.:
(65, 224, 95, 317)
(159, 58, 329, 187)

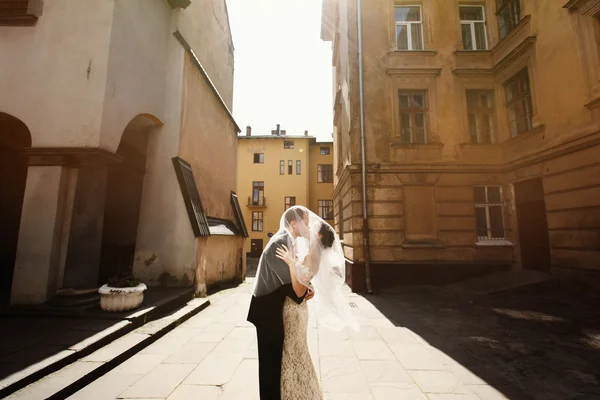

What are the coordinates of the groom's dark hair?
(284, 207, 306, 225)
(319, 223, 335, 248)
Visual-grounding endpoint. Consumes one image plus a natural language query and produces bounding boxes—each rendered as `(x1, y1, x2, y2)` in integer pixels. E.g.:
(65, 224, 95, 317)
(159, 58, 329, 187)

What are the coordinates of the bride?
(275, 207, 358, 400)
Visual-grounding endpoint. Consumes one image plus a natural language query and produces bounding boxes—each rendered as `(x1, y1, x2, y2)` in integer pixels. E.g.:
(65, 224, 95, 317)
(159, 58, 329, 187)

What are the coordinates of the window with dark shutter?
(230, 192, 249, 237)
(172, 157, 211, 237)
(0, 0, 44, 26)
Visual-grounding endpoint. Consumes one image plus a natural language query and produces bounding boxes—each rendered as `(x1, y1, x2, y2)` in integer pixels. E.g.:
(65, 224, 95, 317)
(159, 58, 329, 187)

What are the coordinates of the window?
(395, 5, 424, 50)
(296, 160, 301, 175)
(252, 212, 264, 231)
(252, 182, 265, 206)
(285, 197, 296, 210)
(318, 165, 333, 183)
(460, 5, 487, 50)
(172, 157, 210, 237)
(318, 200, 334, 220)
(496, 0, 521, 39)
(280, 160, 285, 175)
(466, 90, 495, 143)
(399, 91, 428, 143)
(0, 1, 41, 26)
(288, 160, 293, 175)
(253, 153, 264, 164)
(284, 140, 295, 149)
(474, 186, 505, 240)
(505, 69, 533, 137)
(320, 147, 331, 155)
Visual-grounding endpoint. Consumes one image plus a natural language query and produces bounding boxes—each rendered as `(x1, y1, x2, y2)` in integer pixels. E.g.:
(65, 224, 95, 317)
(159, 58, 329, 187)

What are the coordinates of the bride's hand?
(276, 245, 295, 267)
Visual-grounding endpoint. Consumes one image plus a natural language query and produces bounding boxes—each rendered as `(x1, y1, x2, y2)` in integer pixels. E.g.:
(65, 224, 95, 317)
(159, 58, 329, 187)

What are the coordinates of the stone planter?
(98, 283, 147, 312)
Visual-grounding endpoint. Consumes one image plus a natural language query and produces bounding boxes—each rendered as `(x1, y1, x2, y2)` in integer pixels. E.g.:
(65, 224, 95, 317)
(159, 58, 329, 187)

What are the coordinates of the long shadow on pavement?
(365, 281, 600, 400)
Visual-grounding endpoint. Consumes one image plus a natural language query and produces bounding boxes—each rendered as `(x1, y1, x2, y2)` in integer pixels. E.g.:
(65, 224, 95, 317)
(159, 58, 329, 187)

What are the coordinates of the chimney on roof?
(304, 130, 308, 136)
(277, 124, 281, 136)
(246, 126, 251, 136)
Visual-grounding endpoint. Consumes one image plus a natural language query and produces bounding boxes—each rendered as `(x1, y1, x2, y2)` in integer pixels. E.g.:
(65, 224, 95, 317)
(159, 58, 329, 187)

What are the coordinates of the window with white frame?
(460, 5, 488, 50)
(395, 5, 424, 51)
(474, 186, 506, 240)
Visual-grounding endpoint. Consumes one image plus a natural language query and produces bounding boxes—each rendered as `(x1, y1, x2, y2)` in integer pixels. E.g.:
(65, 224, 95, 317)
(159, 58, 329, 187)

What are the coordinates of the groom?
(247, 207, 314, 400)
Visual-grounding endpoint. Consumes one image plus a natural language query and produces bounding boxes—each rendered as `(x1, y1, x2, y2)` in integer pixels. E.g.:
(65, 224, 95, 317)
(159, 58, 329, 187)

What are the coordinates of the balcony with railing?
(247, 196, 267, 208)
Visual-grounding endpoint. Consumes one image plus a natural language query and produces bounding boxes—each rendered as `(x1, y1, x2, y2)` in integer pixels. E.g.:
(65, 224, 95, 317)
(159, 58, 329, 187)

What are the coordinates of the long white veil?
(252, 206, 359, 332)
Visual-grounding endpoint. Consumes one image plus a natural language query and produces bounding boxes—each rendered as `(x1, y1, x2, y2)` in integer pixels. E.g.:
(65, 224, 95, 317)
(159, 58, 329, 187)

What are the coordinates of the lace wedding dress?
(281, 297, 323, 400)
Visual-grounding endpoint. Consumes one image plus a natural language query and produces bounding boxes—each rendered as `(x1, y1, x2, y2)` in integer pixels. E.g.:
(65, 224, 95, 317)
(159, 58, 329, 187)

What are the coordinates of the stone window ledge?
(476, 240, 514, 247)
(390, 142, 444, 149)
(503, 124, 546, 144)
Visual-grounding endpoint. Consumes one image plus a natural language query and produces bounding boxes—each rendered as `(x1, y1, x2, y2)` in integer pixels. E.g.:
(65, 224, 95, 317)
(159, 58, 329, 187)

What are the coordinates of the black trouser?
(256, 322, 284, 400)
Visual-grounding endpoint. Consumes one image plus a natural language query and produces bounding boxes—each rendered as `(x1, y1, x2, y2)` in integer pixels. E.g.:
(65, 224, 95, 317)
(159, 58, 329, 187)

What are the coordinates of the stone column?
(11, 166, 76, 305)
(62, 166, 108, 289)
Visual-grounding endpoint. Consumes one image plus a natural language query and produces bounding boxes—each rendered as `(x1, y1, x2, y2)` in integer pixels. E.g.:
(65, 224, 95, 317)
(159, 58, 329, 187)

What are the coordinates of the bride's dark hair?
(319, 223, 335, 248)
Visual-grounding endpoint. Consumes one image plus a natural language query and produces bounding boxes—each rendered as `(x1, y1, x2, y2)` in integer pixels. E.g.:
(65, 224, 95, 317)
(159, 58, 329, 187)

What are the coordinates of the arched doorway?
(99, 114, 160, 283)
(0, 113, 31, 304)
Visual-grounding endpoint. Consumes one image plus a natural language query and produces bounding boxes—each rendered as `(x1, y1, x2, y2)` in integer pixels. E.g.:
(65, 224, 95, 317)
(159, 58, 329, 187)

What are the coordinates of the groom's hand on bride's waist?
(305, 287, 315, 301)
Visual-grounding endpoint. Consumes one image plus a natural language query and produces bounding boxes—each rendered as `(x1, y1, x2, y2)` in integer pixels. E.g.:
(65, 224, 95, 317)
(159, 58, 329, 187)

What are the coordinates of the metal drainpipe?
(357, 0, 373, 294)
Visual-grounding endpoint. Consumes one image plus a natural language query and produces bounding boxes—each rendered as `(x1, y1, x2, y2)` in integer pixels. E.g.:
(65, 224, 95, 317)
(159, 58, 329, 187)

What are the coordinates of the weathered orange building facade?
(321, 0, 600, 292)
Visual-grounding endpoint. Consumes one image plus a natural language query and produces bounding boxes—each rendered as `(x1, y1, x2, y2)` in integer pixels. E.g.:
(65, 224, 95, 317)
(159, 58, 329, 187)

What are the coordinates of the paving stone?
(115, 353, 168, 375)
(324, 393, 374, 400)
(319, 340, 356, 358)
(190, 331, 229, 343)
(244, 348, 258, 359)
(0, 350, 75, 390)
(389, 343, 445, 371)
(426, 394, 480, 400)
(6, 361, 101, 400)
(352, 341, 395, 360)
(166, 384, 221, 399)
(370, 382, 427, 400)
(212, 338, 252, 354)
(203, 322, 236, 334)
(347, 326, 381, 341)
(119, 363, 195, 398)
(219, 359, 259, 400)
(163, 342, 217, 364)
(360, 360, 414, 384)
(446, 364, 512, 386)
(377, 327, 420, 344)
(82, 333, 149, 362)
(179, 316, 213, 329)
(466, 384, 534, 400)
(224, 327, 256, 342)
(321, 357, 370, 394)
(69, 321, 131, 351)
(139, 329, 197, 356)
(67, 370, 142, 400)
(428, 347, 458, 366)
(183, 352, 244, 385)
(409, 370, 471, 394)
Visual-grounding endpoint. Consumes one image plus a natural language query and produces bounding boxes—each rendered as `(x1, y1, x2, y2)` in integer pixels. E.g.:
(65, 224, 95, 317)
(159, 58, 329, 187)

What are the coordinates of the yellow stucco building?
(237, 126, 334, 257)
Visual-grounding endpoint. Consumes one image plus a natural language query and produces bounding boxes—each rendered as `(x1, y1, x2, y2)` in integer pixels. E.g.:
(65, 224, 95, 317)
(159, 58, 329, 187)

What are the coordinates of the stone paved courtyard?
(67, 278, 600, 399)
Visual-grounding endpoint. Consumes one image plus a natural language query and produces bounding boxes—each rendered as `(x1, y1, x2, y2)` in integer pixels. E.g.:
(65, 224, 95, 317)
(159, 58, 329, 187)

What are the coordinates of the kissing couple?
(247, 206, 359, 400)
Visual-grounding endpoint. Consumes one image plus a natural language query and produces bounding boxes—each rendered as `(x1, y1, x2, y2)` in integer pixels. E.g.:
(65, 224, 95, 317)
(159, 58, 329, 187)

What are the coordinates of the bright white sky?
(227, 0, 333, 141)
